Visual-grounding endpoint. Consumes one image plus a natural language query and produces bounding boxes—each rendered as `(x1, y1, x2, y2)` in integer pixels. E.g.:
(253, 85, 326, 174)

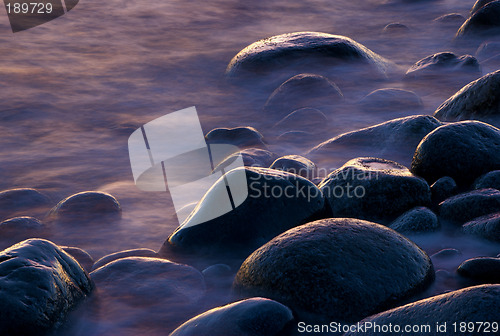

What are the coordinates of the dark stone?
(433, 13, 465, 26)
(61, 246, 94, 273)
(433, 71, 500, 126)
(216, 148, 278, 168)
(0, 216, 43, 232)
(0, 239, 93, 336)
(0, 188, 51, 216)
(225, 32, 392, 79)
(462, 212, 500, 242)
(263, 73, 343, 119)
(431, 176, 458, 204)
(457, 257, 500, 283)
(456, 1, 500, 39)
(474, 170, 500, 189)
(471, 0, 497, 15)
(169, 298, 293, 336)
(411, 121, 500, 186)
(431, 248, 462, 260)
(308, 115, 442, 168)
(439, 189, 500, 223)
(357, 88, 423, 113)
(319, 157, 431, 223)
(269, 155, 317, 180)
(92, 248, 158, 271)
(345, 285, 500, 336)
(163, 167, 325, 257)
(382, 23, 410, 34)
(234, 218, 434, 323)
(90, 257, 205, 332)
(50, 191, 121, 220)
(202, 264, 233, 288)
(389, 207, 439, 234)
(273, 107, 328, 133)
(405, 52, 480, 80)
(205, 127, 266, 149)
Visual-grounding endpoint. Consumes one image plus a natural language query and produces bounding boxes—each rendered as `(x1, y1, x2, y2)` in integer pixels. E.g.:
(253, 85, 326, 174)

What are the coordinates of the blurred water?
(0, 0, 498, 334)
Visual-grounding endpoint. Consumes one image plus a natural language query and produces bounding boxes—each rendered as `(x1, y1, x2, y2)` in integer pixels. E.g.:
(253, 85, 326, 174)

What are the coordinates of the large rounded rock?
(471, 0, 497, 14)
(439, 189, 500, 223)
(169, 298, 293, 336)
(163, 167, 325, 257)
(0, 239, 93, 335)
(345, 285, 500, 336)
(92, 248, 158, 271)
(457, 257, 500, 283)
(357, 88, 423, 113)
(389, 207, 439, 234)
(90, 257, 205, 334)
(457, 1, 500, 39)
(234, 218, 434, 323)
(205, 127, 266, 149)
(319, 158, 431, 223)
(308, 115, 442, 168)
(433, 70, 500, 126)
(405, 52, 480, 80)
(50, 191, 121, 220)
(474, 170, 500, 189)
(226, 32, 392, 79)
(411, 121, 500, 186)
(462, 212, 500, 242)
(263, 74, 343, 118)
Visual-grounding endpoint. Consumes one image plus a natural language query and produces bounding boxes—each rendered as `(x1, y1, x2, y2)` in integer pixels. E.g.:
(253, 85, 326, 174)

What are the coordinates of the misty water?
(0, 0, 499, 334)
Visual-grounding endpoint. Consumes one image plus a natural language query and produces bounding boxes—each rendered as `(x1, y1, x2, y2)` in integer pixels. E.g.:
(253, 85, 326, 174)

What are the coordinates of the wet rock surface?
(50, 191, 121, 221)
(474, 170, 500, 189)
(163, 167, 325, 257)
(439, 189, 500, 223)
(169, 298, 293, 336)
(357, 88, 423, 113)
(457, 1, 500, 40)
(430, 176, 458, 204)
(0, 188, 51, 218)
(217, 148, 278, 168)
(389, 206, 439, 234)
(309, 115, 442, 168)
(345, 285, 500, 336)
(269, 155, 317, 180)
(405, 52, 480, 80)
(92, 248, 158, 271)
(411, 121, 500, 186)
(462, 212, 500, 242)
(273, 107, 328, 133)
(205, 127, 266, 149)
(319, 157, 431, 223)
(234, 218, 434, 323)
(0, 239, 93, 336)
(433, 71, 500, 126)
(457, 257, 500, 283)
(62, 246, 94, 272)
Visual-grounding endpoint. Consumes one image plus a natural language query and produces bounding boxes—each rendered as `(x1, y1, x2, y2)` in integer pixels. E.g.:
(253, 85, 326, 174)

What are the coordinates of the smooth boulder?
(50, 191, 121, 220)
(389, 207, 439, 234)
(319, 157, 431, 223)
(225, 32, 392, 79)
(62, 246, 94, 273)
(457, 257, 500, 283)
(269, 155, 317, 180)
(411, 121, 500, 186)
(205, 127, 266, 149)
(462, 212, 500, 242)
(474, 170, 500, 189)
(308, 115, 442, 167)
(163, 167, 325, 256)
(457, 1, 500, 39)
(440, 189, 500, 223)
(169, 298, 293, 336)
(234, 218, 434, 323)
(433, 70, 500, 125)
(92, 248, 158, 271)
(405, 52, 480, 80)
(345, 285, 500, 336)
(0, 239, 93, 335)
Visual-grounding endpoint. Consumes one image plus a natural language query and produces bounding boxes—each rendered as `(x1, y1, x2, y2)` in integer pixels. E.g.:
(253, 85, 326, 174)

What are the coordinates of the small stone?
(0, 188, 50, 216)
(319, 157, 431, 223)
(457, 257, 500, 283)
(433, 13, 465, 26)
(61, 246, 94, 273)
(273, 107, 328, 133)
(462, 213, 500, 242)
(92, 248, 158, 271)
(382, 23, 410, 34)
(169, 298, 293, 336)
(216, 148, 278, 168)
(411, 121, 500, 186)
(405, 52, 480, 80)
(50, 191, 121, 220)
(234, 218, 434, 323)
(474, 170, 500, 190)
(440, 189, 500, 223)
(430, 176, 458, 204)
(269, 155, 317, 180)
(389, 207, 439, 234)
(205, 127, 266, 149)
(357, 88, 423, 113)
(202, 264, 234, 289)
(431, 248, 462, 260)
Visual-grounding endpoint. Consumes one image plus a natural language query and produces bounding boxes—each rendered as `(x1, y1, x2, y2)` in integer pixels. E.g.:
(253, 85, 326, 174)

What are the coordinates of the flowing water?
(0, 0, 498, 334)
